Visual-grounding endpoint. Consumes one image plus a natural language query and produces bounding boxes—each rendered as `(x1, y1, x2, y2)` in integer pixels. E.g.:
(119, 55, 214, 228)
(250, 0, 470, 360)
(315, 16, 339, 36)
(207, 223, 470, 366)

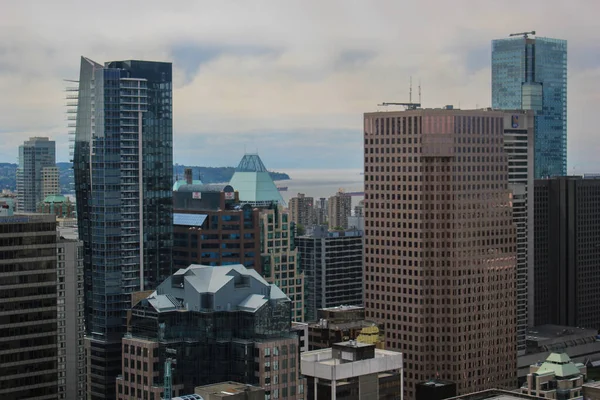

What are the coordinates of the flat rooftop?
(447, 389, 543, 400)
(195, 381, 263, 395)
(527, 325, 597, 346)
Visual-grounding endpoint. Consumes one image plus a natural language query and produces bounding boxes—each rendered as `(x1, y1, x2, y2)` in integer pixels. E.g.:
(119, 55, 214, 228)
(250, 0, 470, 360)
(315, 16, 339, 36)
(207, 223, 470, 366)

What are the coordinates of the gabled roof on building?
(535, 352, 583, 378)
(146, 264, 289, 314)
(229, 154, 285, 206)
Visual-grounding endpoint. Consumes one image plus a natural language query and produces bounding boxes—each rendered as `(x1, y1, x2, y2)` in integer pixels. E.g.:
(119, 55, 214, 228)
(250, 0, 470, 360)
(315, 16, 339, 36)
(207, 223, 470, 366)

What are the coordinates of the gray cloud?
(0, 0, 599, 171)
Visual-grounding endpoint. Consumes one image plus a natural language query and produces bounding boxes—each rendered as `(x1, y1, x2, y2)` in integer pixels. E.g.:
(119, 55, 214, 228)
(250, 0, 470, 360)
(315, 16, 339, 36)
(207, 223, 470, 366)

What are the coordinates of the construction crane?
(377, 102, 421, 110)
(509, 31, 536, 39)
(378, 77, 422, 110)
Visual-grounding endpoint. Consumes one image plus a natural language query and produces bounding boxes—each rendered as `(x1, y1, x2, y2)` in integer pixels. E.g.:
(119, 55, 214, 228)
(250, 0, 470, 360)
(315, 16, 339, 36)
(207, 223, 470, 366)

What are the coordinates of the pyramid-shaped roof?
(229, 154, 285, 206)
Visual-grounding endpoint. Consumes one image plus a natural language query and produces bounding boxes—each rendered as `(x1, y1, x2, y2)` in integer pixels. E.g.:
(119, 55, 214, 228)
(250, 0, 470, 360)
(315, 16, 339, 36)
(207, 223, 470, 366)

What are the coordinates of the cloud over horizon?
(1, 0, 599, 171)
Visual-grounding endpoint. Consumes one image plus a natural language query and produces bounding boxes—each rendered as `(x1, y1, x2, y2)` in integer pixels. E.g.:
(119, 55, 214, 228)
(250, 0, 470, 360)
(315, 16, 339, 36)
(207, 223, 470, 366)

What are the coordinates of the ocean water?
(274, 168, 364, 207)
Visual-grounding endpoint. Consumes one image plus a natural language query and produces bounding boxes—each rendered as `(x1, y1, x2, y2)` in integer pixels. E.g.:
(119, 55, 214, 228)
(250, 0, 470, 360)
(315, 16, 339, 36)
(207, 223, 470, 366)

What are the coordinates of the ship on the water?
(277, 186, 288, 192)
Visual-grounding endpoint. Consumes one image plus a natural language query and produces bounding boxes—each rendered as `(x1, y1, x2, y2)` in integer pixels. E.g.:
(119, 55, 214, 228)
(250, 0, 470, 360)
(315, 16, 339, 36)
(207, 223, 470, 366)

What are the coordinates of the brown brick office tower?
(363, 108, 517, 399)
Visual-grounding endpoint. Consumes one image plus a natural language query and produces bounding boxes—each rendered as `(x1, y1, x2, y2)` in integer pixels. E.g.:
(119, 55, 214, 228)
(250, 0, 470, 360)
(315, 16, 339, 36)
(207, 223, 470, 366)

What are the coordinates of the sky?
(1, 0, 599, 172)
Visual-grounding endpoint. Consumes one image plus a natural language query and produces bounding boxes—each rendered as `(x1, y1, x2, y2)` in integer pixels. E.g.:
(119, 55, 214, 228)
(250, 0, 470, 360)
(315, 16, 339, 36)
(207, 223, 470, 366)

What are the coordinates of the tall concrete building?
(57, 222, 86, 400)
(501, 110, 535, 355)
(0, 214, 58, 398)
(534, 176, 600, 329)
(315, 197, 328, 225)
(296, 227, 363, 322)
(492, 33, 567, 178)
(73, 57, 173, 399)
(364, 108, 517, 399)
(16, 137, 58, 212)
(289, 193, 315, 228)
(327, 191, 351, 230)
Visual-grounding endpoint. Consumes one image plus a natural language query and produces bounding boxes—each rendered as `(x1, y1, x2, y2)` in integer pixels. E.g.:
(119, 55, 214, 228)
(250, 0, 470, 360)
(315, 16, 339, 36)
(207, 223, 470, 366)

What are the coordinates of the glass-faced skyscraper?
(492, 35, 567, 178)
(16, 137, 58, 212)
(73, 57, 173, 399)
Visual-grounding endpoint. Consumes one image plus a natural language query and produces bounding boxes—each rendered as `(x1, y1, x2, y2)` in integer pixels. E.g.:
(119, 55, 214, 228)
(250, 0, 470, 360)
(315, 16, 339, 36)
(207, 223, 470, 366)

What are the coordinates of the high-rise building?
(296, 226, 363, 322)
(315, 197, 328, 225)
(327, 191, 351, 230)
(289, 193, 315, 228)
(364, 108, 517, 398)
(492, 34, 567, 178)
(501, 110, 535, 356)
(228, 154, 305, 321)
(172, 184, 261, 271)
(119, 264, 303, 399)
(73, 57, 173, 399)
(57, 222, 86, 400)
(16, 137, 58, 212)
(259, 205, 305, 322)
(0, 214, 58, 398)
(534, 176, 600, 329)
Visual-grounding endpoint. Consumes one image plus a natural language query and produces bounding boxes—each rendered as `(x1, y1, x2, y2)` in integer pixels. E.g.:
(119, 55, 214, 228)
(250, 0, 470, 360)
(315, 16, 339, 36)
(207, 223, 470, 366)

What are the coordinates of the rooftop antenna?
(418, 79, 422, 105)
(377, 77, 421, 110)
(509, 30, 536, 39)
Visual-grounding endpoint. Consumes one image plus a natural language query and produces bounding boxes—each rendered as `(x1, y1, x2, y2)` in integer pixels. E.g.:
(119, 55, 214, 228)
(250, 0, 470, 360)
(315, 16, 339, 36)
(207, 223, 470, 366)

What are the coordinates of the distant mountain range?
(0, 163, 290, 194)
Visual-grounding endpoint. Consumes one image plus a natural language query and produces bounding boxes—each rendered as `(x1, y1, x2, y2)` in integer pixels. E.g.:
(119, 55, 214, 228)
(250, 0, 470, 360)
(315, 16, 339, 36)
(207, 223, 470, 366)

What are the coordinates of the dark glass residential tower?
(73, 57, 173, 399)
(492, 35, 567, 178)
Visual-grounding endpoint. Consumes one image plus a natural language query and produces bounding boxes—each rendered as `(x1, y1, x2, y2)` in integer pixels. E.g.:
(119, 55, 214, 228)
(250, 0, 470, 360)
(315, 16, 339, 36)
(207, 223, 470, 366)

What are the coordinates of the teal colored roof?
(44, 195, 68, 203)
(536, 353, 582, 378)
(229, 154, 285, 206)
(172, 179, 203, 191)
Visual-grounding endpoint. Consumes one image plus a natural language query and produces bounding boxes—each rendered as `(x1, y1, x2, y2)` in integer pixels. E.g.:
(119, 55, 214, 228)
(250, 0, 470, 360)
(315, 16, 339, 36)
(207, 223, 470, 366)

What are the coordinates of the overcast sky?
(1, 0, 599, 171)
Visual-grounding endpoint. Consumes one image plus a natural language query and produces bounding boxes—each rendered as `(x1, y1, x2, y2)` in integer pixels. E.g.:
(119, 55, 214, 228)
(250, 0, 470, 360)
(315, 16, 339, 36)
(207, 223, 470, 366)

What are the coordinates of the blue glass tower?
(74, 57, 173, 399)
(492, 35, 567, 178)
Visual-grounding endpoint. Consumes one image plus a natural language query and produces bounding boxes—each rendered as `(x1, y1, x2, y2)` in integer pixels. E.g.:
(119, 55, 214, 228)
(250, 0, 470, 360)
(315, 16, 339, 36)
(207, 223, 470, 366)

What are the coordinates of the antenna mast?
(409, 77, 413, 104)
(418, 80, 422, 105)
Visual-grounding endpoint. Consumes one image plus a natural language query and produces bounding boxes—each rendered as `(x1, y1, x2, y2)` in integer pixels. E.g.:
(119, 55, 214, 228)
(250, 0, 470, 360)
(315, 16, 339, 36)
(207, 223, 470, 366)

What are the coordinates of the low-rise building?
(582, 381, 600, 400)
(301, 341, 403, 399)
(37, 194, 76, 218)
(446, 389, 542, 399)
(308, 306, 384, 350)
(521, 353, 586, 399)
(518, 325, 600, 381)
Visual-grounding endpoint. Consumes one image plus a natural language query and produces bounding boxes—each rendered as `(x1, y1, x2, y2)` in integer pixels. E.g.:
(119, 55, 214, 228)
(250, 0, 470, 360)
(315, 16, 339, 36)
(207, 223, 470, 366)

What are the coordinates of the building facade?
(118, 265, 303, 399)
(57, 224, 86, 400)
(0, 214, 58, 398)
(296, 227, 363, 322)
(492, 34, 567, 178)
(16, 137, 58, 212)
(259, 205, 305, 322)
(172, 184, 261, 272)
(327, 191, 351, 230)
(363, 108, 517, 398)
(73, 57, 173, 399)
(502, 110, 535, 355)
(289, 193, 315, 228)
(301, 341, 403, 400)
(534, 176, 600, 329)
(38, 194, 76, 218)
(521, 353, 585, 399)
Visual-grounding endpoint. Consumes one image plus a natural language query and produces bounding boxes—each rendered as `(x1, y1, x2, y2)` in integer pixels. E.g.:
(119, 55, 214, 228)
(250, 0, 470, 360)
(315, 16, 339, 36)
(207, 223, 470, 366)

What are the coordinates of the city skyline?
(1, 1, 599, 172)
